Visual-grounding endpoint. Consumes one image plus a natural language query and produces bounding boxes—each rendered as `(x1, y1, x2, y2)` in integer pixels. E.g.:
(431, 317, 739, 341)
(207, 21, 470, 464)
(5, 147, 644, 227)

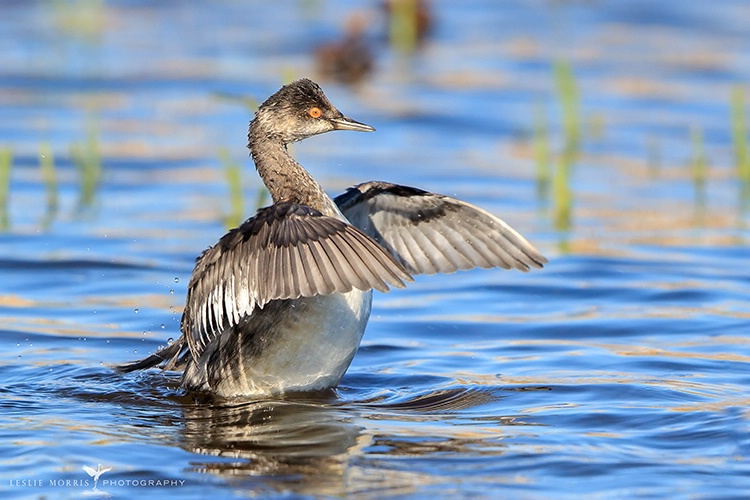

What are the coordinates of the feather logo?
(82, 464, 112, 490)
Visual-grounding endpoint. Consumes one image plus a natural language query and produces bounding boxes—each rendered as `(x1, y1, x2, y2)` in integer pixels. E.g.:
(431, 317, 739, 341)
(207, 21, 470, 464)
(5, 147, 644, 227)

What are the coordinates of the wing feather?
(388, 224, 422, 271)
(293, 244, 316, 297)
(306, 238, 338, 295)
(182, 202, 412, 360)
(335, 181, 547, 275)
(344, 230, 389, 292)
(334, 232, 384, 291)
(278, 244, 292, 298)
(419, 224, 463, 272)
(349, 226, 410, 292)
(325, 235, 368, 291)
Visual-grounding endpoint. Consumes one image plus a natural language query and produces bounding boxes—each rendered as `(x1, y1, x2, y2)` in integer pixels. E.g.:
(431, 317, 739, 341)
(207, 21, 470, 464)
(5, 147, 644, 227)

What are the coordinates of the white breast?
(266, 288, 373, 390)
(186, 288, 373, 398)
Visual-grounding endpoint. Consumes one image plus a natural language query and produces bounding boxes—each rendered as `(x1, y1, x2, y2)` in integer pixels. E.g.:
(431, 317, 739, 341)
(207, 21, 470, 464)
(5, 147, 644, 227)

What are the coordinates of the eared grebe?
(119, 78, 547, 398)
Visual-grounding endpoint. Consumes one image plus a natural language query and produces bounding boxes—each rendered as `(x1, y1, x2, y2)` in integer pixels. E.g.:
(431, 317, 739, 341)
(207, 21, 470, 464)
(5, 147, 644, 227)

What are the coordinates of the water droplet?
(16, 343, 20, 347)
(17, 355, 21, 359)
(169, 289, 174, 295)
(167, 337, 174, 345)
(160, 324, 165, 329)
(134, 308, 139, 314)
(174, 277, 179, 283)
(133, 350, 138, 354)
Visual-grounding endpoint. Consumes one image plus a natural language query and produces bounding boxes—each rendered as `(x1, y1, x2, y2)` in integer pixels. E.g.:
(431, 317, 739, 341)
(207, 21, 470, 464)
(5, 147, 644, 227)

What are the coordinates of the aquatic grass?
(39, 143, 59, 229)
(281, 68, 297, 86)
(71, 116, 102, 209)
(730, 85, 750, 184)
(0, 147, 12, 230)
(533, 100, 551, 199)
(388, 0, 420, 53)
(255, 185, 269, 211)
(542, 59, 579, 235)
(690, 125, 707, 217)
(213, 92, 258, 113)
(553, 59, 580, 153)
(212, 69, 298, 115)
(587, 113, 605, 142)
(549, 59, 579, 235)
(553, 148, 573, 232)
(52, 0, 105, 42)
(690, 125, 707, 189)
(298, 0, 323, 17)
(220, 147, 244, 229)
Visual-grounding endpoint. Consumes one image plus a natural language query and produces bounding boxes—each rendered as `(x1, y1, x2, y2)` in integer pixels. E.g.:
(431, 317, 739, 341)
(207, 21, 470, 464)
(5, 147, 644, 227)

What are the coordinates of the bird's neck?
(249, 136, 337, 215)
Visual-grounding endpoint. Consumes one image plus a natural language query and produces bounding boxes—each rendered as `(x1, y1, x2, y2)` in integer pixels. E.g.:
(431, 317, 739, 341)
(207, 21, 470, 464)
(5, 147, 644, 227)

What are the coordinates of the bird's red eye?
(308, 107, 322, 118)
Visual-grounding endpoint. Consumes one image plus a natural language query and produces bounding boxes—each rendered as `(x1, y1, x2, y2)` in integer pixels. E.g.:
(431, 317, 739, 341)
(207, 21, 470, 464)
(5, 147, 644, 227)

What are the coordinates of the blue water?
(2, 1, 750, 498)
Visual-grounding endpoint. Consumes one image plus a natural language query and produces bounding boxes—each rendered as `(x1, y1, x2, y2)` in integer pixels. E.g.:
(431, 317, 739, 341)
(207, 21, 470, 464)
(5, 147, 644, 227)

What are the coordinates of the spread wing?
(82, 466, 97, 477)
(182, 202, 412, 360)
(335, 181, 547, 275)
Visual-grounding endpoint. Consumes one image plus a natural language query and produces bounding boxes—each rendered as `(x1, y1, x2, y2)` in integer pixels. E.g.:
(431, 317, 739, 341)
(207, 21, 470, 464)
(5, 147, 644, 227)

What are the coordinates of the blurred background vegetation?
(2, 0, 749, 253)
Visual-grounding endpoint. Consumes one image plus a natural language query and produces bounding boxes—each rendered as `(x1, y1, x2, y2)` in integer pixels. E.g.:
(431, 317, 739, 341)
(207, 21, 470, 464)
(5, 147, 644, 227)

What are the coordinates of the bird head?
(249, 78, 374, 145)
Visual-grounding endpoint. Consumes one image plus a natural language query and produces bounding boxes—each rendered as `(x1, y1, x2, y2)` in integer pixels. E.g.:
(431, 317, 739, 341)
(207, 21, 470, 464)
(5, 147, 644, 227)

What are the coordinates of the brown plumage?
(118, 79, 546, 399)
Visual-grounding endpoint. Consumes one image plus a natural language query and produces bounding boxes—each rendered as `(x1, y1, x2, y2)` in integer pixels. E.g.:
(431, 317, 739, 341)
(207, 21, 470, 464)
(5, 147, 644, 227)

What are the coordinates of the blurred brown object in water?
(315, 14, 374, 85)
(383, 0, 433, 51)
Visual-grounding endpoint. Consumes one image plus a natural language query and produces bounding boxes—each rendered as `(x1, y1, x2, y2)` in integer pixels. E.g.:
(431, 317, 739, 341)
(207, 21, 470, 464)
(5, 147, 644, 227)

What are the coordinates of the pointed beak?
(330, 116, 375, 132)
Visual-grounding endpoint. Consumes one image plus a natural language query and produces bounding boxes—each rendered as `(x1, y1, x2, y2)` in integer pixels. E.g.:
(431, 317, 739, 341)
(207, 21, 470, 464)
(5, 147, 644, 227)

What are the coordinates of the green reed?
(689, 126, 707, 222)
(213, 92, 259, 113)
(553, 148, 573, 231)
(39, 143, 59, 228)
(549, 59, 580, 232)
(0, 147, 12, 230)
(52, 0, 105, 42)
(690, 126, 707, 188)
(220, 147, 244, 229)
(281, 68, 297, 86)
(554, 59, 580, 153)
(533, 100, 551, 198)
(587, 113, 605, 142)
(255, 185, 269, 211)
(214, 68, 301, 115)
(388, 0, 419, 53)
(71, 116, 102, 209)
(731, 85, 750, 184)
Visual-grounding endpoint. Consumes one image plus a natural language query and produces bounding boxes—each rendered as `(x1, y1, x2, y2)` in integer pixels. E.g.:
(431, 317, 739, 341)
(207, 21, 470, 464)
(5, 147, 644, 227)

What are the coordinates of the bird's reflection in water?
(174, 386, 547, 496)
(180, 392, 367, 494)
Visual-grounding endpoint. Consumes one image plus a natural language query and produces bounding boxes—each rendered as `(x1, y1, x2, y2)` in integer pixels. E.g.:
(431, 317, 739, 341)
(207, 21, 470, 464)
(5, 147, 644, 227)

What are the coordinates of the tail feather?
(115, 336, 188, 373)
